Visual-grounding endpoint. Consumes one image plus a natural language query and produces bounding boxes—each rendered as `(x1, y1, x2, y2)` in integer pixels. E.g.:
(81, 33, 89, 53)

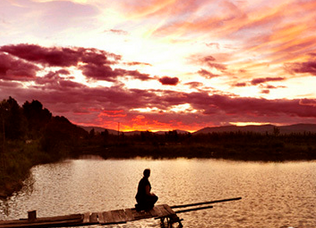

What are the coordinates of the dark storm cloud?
(159, 76, 179, 85)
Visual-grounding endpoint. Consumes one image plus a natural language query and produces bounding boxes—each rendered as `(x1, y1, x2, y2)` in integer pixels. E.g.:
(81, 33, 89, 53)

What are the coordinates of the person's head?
(143, 169, 151, 178)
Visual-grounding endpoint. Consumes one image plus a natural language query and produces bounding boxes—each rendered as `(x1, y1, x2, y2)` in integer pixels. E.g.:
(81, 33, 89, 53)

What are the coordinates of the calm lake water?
(1, 158, 316, 227)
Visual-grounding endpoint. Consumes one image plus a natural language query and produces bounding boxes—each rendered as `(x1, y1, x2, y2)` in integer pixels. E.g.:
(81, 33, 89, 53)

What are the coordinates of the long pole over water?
(170, 197, 242, 209)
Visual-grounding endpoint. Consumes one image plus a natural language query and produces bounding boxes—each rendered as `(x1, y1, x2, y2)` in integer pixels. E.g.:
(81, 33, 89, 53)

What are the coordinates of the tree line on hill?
(0, 97, 87, 157)
(0, 97, 87, 197)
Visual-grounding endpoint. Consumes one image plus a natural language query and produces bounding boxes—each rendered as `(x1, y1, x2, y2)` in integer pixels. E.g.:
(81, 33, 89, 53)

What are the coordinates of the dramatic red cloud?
(285, 59, 316, 76)
(0, 44, 118, 67)
(0, 44, 151, 83)
(0, 53, 39, 80)
(159, 76, 179, 86)
(1, 41, 316, 131)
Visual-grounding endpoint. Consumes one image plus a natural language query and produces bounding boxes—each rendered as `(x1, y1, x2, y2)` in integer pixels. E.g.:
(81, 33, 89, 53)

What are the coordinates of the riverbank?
(0, 140, 55, 198)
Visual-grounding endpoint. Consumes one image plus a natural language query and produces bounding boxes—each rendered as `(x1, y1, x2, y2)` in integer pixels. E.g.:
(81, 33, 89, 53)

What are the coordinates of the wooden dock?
(0, 204, 182, 228)
(0, 197, 242, 228)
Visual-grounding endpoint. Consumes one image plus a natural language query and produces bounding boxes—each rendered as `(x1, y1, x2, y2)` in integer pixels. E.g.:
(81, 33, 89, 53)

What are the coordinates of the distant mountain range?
(81, 123, 316, 135)
(195, 124, 316, 134)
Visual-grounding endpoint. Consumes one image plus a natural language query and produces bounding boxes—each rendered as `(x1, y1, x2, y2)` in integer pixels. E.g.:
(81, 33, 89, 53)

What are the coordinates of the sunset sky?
(1, 0, 316, 132)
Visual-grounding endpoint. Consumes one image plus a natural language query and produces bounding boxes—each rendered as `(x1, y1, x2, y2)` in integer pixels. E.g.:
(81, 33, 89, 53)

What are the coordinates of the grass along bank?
(0, 140, 53, 198)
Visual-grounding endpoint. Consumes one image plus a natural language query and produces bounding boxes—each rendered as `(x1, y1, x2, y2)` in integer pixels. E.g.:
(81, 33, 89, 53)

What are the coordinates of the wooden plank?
(83, 212, 90, 224)
(0, 217, 83, 228)
(0, 214, 82, 225)
(101, 211, 114, 224)
(154, 205, 171, 218)
(151, 205, 165, 217)
(149, 206, 160, 217)
(111, 209, 127, 224)
(90, 213, 98, 223)
(28, 211, 36, 221)
(131, 209, 152, 220)
(124, 208, 134, 221)
(98, 212, 105, 224)
(163, 204, 176, 215)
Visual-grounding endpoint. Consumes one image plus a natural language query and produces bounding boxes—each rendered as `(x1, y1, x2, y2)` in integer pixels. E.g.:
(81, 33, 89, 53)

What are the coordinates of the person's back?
(135, 169, 158, 211)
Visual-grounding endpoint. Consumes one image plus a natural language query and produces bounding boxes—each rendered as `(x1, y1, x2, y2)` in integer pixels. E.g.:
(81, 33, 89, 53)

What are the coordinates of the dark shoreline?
(2, 134, 316, 199)
(84, 143, 316, 162)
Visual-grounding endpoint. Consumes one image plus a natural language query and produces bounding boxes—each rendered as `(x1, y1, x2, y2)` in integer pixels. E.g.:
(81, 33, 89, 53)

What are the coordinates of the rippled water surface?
(1, 158, 316, 227)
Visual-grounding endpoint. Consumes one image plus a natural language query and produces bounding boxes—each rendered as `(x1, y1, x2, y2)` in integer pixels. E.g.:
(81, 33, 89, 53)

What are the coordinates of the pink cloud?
(184, 82, 204, 89)
(106, 29, 129, 35)
(126, 61, 152, 66)
(198, 69, 218, 78)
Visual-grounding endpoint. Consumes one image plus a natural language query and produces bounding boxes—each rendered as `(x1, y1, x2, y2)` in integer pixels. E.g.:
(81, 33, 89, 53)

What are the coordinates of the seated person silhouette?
(135, 169, 158, 211)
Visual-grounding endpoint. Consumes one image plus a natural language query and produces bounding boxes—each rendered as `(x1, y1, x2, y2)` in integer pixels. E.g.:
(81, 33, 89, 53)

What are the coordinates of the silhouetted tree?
(0, 97, 26, 140)
(165, 130, 178, 142)
(273, 126, 280, 136)
(22, 100, 52, 138)
(89, 128, 95, 138)
(101, 129, 109, 143)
